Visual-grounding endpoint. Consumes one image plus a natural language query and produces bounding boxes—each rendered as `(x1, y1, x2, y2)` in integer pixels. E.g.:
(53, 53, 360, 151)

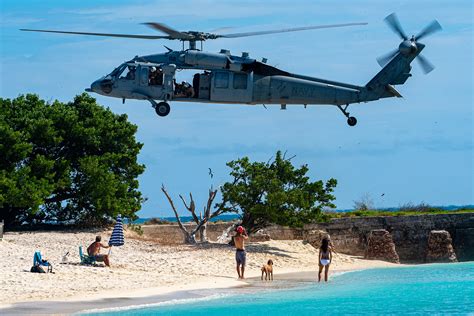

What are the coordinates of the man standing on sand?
(87, 235, 110, 267)
(234, 226, 248, 279)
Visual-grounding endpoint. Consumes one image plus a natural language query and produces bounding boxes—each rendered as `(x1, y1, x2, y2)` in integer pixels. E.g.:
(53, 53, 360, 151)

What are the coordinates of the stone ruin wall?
(141, 222, 302, 244)
(304, 213, 474, 262)
(140, 213, 474, 262)
(141, 222, 232, 244)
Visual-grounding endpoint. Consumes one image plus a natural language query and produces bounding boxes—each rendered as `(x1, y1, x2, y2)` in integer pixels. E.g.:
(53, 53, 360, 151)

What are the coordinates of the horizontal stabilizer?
(386, 84, 403, 98)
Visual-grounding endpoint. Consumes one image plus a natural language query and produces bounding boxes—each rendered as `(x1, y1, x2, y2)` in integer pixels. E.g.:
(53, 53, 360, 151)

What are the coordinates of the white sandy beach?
(0, 229, 397, 308)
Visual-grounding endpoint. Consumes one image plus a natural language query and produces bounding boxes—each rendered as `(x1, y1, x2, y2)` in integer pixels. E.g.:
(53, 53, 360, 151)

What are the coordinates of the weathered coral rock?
(250, 230, 271, 242)
(365, 229, 400, 263)
(425, 230, 457, 263)
(302, 229, 330, 249)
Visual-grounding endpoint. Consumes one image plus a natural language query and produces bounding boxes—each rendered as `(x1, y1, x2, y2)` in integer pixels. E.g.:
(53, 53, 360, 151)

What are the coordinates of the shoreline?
(1, 267, 396, 315)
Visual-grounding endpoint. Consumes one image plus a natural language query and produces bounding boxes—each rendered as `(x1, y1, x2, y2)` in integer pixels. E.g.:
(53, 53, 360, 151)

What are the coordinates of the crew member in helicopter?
(173, 79, 194, 98)
(125, 66, 136, 80)
(149, 67, 163, 86)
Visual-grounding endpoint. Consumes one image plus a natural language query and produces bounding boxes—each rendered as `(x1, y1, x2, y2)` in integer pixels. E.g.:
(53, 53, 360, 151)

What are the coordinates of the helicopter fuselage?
(88, 49, 377, 106)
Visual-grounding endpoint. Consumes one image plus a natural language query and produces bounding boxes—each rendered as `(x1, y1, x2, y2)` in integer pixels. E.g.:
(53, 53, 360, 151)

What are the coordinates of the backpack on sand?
(30, 265, 46, 273)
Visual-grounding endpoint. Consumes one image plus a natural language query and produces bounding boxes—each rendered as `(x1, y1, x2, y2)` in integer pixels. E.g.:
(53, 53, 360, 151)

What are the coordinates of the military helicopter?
(21, 13, 441, 126)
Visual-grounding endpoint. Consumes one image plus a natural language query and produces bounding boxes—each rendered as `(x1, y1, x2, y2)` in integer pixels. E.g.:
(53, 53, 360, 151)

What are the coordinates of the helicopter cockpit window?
(122, 66, 136, 80)
(110, 63, 128, 79)
(233, 73, 247, 89)
(214, 72, 229, 88)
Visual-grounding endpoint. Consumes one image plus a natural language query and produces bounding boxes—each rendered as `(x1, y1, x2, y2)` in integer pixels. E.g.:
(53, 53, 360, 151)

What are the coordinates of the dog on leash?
(261, 259, 274, 281)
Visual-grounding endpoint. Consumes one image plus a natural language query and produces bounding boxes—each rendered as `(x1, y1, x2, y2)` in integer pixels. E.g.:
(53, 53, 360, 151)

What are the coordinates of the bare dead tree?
(161, 184, 223, 244)
(200, 188, 218, 242)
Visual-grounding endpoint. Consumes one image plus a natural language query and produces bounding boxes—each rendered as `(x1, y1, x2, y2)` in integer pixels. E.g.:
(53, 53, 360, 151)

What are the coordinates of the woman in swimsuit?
(318, 237, 332, 282)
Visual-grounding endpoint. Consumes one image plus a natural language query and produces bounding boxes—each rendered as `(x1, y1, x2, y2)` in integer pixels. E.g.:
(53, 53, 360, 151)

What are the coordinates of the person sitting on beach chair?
(87, 235, 110, 267)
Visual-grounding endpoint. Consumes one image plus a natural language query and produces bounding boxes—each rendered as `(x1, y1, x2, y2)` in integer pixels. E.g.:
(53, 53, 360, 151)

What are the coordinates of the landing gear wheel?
(347, 116, 357, 126)
(337, 104, 357, 127)
(155, 102, 170, 117)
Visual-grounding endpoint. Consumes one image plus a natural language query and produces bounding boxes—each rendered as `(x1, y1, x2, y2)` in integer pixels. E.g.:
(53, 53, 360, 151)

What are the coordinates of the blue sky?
(1, 0, 473, 217)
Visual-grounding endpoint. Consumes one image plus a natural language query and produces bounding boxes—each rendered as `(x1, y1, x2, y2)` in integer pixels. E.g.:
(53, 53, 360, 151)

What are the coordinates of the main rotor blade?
(417, 54, 435, 74)
(376, 48, 399, 67)
(20, 28, 170, 40)
(384, 13, 407, 40)
(142, 22, 193, 40)
(208, 26, 234, 34)
(415, 20, 442, 41)
(216, 22, 368, 38)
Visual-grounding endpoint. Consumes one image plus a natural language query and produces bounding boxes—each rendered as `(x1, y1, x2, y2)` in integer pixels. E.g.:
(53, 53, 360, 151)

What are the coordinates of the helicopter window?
(214, 72, 229, 89)
(110, 64, 128, 78)
(123, 66, 136, 80)
(233, 73, 247, 89)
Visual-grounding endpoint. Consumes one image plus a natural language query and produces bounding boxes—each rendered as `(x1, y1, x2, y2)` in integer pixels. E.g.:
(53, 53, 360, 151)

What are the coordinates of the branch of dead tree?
(161, 184, 189, 235)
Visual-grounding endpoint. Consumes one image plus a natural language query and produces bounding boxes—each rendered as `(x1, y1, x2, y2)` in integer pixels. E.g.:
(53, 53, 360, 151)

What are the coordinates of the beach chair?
(79, 246, 96, 265)
(33, 251, 53, 273)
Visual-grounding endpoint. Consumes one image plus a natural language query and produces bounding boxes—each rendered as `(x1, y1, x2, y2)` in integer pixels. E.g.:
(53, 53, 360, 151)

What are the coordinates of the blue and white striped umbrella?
(109, 215, 124, 247)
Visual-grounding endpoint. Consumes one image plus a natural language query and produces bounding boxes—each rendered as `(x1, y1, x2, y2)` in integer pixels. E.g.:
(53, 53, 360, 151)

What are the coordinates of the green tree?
(218, 151, 337, 234)
(0, 94, 145, 227)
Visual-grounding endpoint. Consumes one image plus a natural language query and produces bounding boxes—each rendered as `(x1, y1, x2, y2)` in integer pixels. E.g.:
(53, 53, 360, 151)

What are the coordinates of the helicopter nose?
(86, 79, 102, 93)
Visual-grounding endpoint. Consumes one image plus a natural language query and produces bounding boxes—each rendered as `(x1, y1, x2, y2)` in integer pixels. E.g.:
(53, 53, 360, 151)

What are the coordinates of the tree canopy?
(0, 94, 145, 227)
(217, 151, 337, 234)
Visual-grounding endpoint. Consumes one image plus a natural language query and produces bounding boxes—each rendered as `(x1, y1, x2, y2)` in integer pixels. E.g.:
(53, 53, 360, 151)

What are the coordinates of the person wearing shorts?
(234, 226, 248, 279)
(87, 235, 110, 267)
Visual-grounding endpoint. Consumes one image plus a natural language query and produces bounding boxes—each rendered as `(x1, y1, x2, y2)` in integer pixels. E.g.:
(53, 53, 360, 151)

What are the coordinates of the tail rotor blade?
(384, 13, 408, 40)
(417, 54, 435, 74)
(376, 48, 399, 67)
(415, 20, 442, 41)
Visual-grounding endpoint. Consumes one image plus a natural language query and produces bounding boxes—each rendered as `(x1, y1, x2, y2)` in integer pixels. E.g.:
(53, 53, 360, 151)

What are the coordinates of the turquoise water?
(86, 262, 474, 315)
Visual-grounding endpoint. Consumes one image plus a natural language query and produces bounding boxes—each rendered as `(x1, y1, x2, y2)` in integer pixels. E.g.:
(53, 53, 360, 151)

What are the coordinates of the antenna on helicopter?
(21, 22, 368, 51)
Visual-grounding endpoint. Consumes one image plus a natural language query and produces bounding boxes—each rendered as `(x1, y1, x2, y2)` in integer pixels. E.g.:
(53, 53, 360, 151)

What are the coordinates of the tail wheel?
(155, 102, 170, 117)
(337, 104, 357, 127)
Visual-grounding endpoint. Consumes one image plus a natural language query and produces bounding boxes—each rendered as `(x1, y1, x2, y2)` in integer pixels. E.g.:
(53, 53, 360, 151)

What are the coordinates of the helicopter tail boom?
(363, 49, 417, 101)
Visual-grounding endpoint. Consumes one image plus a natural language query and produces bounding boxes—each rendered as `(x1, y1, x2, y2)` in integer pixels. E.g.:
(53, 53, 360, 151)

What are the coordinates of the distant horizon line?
(137, 204, 474, 220)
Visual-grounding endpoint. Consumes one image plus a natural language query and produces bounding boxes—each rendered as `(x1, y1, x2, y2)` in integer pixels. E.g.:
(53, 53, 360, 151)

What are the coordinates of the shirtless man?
(87, 235, 110, 267)
(233, 226, 248, 279)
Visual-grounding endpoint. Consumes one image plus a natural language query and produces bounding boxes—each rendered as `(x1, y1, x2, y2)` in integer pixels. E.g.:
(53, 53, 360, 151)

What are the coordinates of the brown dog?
(261, 259, 274, 281)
